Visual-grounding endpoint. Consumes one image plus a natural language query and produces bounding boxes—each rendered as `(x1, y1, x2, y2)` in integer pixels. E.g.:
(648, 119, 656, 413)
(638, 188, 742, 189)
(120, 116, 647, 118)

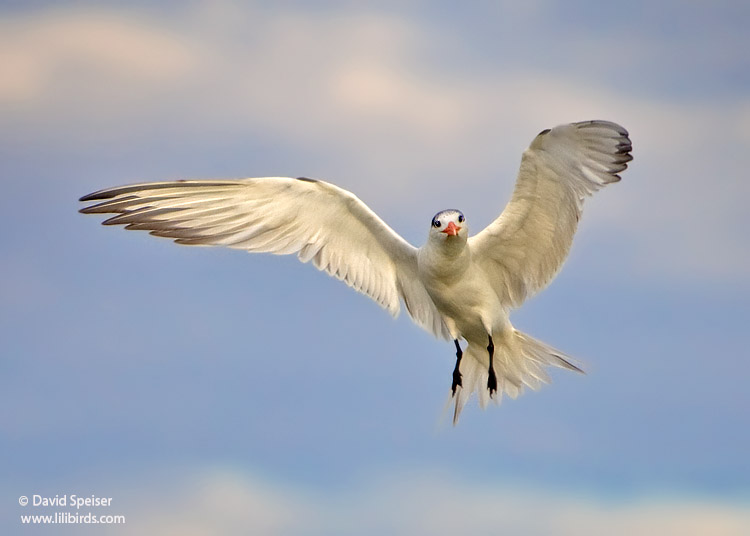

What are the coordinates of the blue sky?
(2, 1, 749, 534)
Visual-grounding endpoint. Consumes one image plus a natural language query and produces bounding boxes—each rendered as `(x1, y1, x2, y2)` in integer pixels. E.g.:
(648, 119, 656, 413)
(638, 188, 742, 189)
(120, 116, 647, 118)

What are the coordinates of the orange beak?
(442, 221, 461, 236)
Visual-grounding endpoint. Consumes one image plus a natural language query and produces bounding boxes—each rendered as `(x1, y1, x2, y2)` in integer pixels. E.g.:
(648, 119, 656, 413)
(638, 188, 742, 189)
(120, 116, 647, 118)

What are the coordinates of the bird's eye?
(458, 214, 464, 223)
(433, 220, 441, 228)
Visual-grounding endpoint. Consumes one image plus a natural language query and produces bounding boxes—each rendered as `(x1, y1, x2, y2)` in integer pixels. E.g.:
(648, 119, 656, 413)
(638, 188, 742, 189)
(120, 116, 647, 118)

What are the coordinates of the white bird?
(80, 120, 632, 423)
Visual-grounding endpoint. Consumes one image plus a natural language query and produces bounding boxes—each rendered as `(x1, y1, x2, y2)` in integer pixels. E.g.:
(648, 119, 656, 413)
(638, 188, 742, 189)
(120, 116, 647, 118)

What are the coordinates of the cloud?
(2, 2, 748, 285)
(97, 467, 750, 536)
(115, 470, 307, 536)
(0, 10, 195, 107)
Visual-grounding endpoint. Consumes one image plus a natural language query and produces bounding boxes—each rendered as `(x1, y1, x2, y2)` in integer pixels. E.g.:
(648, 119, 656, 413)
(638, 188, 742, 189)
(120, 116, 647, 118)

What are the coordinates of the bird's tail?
(447, 330, 583, 424)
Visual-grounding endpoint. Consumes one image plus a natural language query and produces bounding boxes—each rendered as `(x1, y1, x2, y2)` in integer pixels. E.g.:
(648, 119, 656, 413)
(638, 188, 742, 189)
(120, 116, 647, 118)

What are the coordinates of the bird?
(79, 120, 632, 423)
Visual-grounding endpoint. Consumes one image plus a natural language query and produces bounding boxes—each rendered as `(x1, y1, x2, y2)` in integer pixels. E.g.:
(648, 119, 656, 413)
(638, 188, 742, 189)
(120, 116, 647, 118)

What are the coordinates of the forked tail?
(448, 330, 583, 424)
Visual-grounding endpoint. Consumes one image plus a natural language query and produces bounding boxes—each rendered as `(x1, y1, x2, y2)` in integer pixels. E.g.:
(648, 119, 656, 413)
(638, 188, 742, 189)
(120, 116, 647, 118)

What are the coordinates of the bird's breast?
(418, 247, 503, 338)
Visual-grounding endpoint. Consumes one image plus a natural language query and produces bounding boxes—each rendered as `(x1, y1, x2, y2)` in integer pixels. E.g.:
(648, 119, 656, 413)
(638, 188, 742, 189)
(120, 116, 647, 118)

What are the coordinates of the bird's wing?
(80, 177, 450, 339)
(468, 120, 632, 308)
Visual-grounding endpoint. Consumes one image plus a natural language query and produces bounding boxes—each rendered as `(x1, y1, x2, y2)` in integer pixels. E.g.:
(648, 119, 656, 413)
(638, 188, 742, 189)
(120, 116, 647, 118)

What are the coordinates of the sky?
(1, 1, 749, 534)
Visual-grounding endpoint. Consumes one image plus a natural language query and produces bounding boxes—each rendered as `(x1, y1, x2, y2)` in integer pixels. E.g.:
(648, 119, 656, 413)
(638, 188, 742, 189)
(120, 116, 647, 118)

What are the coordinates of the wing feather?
(80, 177, 450, 339)
(469, 120, 632, 307)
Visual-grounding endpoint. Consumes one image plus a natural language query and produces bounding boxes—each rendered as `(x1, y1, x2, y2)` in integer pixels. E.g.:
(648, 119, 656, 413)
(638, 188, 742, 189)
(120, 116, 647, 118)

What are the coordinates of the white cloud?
(101, 467, 750, 536)
(114, 470, 309, 536)
(0, 10, 195, 106)
(2, 3, 748, 284)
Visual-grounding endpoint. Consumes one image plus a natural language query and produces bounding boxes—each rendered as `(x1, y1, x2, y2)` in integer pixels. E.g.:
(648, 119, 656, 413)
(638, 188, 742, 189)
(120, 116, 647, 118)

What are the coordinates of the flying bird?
(80, 120, 632, 423)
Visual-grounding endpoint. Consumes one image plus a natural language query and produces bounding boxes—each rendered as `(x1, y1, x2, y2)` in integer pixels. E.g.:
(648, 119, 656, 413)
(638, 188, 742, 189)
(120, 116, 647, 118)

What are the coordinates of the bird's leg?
(487, 335, 497, 397)
(451, 339, 463, 395)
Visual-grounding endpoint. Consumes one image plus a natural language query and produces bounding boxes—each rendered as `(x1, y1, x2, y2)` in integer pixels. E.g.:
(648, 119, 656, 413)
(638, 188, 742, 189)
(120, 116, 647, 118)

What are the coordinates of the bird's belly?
(424, 273, 508, 341)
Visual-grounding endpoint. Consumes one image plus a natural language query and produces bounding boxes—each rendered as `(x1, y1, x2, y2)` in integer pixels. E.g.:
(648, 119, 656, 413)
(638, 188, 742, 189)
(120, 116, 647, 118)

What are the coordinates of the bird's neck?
(436, 236, 468, 258)
(420, 236, 471, 281)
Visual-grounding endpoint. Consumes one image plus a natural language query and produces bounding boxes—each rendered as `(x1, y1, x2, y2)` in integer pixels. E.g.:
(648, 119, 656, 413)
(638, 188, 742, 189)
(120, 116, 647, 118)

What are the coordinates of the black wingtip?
(79, 189, 120, 202)
(557, 355, 586, 374)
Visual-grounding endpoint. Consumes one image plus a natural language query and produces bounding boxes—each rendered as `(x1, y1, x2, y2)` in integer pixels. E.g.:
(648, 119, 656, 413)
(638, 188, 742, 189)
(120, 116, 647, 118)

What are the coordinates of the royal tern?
(80, 120, 632, 423)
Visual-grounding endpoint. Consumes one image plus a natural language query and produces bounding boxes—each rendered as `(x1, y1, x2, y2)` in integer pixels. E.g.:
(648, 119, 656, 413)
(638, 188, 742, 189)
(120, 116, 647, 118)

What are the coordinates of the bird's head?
(428, 209, 468, 245)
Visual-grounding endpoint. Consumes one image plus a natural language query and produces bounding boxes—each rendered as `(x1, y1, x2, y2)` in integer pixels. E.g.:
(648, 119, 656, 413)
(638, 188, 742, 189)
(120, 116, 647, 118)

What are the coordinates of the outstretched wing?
(469, 120, 632, 308)
(80, 177, 450, 339)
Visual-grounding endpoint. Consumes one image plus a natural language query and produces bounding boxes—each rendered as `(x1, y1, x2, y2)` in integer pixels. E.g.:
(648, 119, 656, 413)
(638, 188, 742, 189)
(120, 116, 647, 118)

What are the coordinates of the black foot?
(487, 367, 497, 397)
(451, 369, 463, 395)
(451, 339, 463, 396)
(486, 335, 497, 397)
